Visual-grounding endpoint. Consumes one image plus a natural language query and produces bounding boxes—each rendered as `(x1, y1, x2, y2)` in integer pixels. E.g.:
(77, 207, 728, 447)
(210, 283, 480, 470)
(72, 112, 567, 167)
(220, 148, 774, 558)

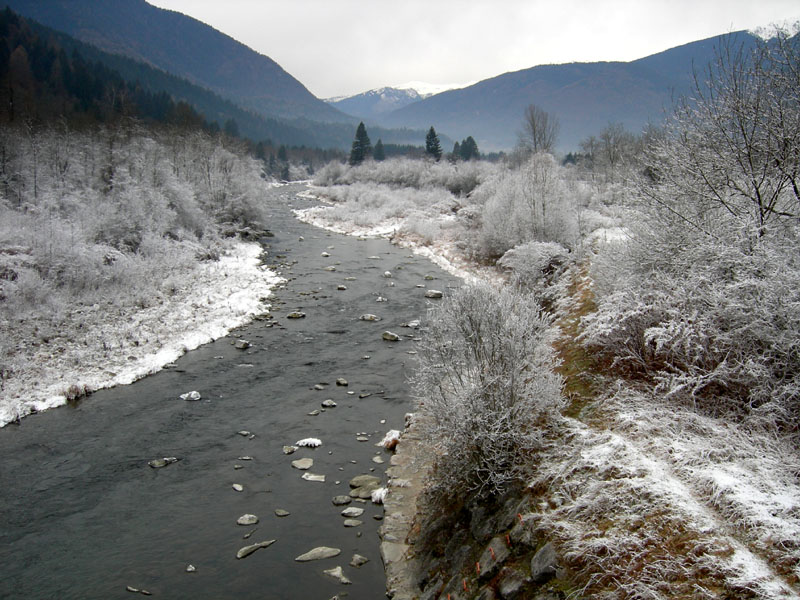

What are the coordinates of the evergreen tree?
(451, 141, 461, 162)
(460, 136, 479, 161)
(373, 138, 385, 161)
(349, 121, 372, 165)
(425, 126, 442, 161)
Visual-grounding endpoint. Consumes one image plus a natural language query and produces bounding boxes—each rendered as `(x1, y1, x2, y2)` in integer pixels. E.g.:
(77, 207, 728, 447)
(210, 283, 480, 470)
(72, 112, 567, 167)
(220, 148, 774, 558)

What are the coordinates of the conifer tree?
(451, 141, 461, 162)
(373, 138, 385, 161)
(425, 126, 442, 161)
(460, 136, 479, 161)
(349, 121, 372, 165)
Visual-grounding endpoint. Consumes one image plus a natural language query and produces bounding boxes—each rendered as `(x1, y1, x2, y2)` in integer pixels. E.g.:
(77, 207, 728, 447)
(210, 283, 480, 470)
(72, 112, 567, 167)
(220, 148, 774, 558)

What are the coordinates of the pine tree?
(425, 126, 442, 161)
(374, 138, 385, 161)
(349, 121, 372, 165)
(451, 141, 461, 162)
(460, 136, 479, 161)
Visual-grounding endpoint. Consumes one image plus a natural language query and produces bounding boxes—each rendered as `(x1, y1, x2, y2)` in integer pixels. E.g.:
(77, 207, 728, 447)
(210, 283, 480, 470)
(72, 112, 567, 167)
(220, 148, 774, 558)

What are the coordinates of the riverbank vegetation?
(303, 28, 800, 598)
(0, 120, 279, 423)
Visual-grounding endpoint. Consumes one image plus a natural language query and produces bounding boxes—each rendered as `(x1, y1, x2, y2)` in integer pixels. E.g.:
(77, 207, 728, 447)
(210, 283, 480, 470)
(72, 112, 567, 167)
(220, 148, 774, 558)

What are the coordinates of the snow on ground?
(293, 203, 503, 286)
(0, 240, 283, 426)
(293, 184, 800, 596)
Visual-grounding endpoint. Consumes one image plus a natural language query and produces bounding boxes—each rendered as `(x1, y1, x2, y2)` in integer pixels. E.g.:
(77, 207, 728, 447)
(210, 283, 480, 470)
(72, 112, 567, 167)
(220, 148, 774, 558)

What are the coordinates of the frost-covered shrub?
(313, 157, 492, 196)
(584, 229, 800, 436)
(468, 154, 580, 261)
(414, 283, 564, 501)
(497, 241, 569, 301)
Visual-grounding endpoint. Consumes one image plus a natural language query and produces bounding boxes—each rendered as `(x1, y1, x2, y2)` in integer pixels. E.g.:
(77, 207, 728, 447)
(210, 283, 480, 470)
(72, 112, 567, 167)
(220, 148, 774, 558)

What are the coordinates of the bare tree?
(518, 104, 559, 154)
(643, 30, 800, 236)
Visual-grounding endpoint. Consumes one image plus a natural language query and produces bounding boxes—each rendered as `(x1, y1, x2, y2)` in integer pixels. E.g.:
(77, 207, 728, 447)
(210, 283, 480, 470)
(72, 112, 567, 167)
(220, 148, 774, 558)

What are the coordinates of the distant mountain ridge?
(377, 32, 761, 151)
(3, 0, 351, 124)
(325, 87, 425, 121)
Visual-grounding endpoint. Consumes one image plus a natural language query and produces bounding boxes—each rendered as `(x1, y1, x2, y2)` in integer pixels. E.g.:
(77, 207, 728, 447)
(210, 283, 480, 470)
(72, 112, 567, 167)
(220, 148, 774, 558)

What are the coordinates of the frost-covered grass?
(0, 124, 280, 425)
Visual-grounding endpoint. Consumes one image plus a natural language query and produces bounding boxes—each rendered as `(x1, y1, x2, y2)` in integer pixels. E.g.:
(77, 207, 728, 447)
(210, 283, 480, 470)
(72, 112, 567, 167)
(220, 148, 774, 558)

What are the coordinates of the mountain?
(326, 87, 425, 121)
(2, 0, 352, 125)
(381, 31, 760, 151)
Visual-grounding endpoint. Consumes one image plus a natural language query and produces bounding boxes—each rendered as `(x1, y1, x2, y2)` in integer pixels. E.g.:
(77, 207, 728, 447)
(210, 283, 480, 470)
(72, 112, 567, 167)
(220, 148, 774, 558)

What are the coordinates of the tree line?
(348, 121, 480, 165)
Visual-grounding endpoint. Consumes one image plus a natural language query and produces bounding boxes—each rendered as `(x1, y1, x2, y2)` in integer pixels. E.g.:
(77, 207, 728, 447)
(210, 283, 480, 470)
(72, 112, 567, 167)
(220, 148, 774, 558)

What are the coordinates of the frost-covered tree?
(583, 29, 800, 437)
(425, 126, 442, 161)
(519, 104, 559, 154)
(348, 122, 372, 165)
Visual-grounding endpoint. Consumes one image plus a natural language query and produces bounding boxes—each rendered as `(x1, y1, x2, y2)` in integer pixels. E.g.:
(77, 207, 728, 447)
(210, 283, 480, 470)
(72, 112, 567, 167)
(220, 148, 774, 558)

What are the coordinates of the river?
(0, 183, 459, 600)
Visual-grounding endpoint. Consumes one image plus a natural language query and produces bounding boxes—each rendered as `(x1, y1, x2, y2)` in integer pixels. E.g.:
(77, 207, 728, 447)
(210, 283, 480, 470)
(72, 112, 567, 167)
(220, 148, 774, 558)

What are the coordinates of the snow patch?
(0, 241, 283, 427)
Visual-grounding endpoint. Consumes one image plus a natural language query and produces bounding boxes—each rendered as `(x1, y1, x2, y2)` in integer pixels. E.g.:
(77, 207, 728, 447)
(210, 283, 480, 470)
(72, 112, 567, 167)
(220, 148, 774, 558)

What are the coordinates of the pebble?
(237, 514, 259, 526)
(295, 546, 341, 562)
(350, 554, 369, 567)
(275, 509, 290, 517)
(148, 457, 179, 468)
(232, 483, 244, 492)
(323, 566, 352, 585)
(292, 458, 314, 470)
(236, 539, 275, 559)
(308, 409, 321, 416)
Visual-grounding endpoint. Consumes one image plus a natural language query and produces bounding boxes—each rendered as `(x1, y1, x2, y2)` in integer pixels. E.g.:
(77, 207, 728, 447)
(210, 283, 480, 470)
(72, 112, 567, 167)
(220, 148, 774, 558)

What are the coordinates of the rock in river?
(291, 458, 314, 470)
(286, 311, 306, 319)
(341, 506, 364, 518)
(302, 473, 325, 482)
(424, 290, 444, 298)
(295, 546, 341, 562)
(382, 331, 400, 341)
(350, 554, 369, 568)
(349, 475, 381, 489)
(359, 314, 381, 321)
(323, 566, 352, 584)
(236, 539, 275, 559)
(179, 390, 201, 401)
(148, 457, 179, 468)
(332, 495, 352, 506)
(237, 514, 259, 525)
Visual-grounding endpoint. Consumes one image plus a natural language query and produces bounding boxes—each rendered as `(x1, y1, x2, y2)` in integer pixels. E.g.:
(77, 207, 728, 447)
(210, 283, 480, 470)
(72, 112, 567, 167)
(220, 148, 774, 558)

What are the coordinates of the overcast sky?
(148, 0, 798, 99)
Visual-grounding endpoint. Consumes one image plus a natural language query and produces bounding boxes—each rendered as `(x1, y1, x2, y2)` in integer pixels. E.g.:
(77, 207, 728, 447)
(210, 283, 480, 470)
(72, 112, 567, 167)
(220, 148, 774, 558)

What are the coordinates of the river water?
(0, 183, 459, 600)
